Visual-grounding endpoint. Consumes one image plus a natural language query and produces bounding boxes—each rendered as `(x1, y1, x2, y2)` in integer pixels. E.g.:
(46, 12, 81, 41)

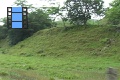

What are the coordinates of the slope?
(0, 25, 120, 80)
(5, 26, 120, 58)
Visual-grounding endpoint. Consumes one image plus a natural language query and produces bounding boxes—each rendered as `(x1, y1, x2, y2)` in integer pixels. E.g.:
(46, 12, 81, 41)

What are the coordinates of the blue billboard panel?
(12, 22, 22, 28)
(12, 7, 22, 12)
(7, 7, 28, 29)
(12, 13, 22, 21)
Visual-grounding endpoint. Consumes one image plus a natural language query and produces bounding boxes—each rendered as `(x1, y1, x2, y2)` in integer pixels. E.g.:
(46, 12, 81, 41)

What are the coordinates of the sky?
(0, 0, 114, 25)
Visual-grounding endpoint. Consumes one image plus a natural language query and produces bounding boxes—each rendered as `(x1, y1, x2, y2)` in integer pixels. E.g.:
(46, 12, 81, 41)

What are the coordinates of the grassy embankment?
(0, 22, 120, 80)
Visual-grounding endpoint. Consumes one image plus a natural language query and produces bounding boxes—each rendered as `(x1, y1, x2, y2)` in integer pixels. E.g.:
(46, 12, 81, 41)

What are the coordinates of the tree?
(40, 1, 60, 27)
(39, 0, 68, 27)
(28, 8, 52, 32)
(46, 5, 68, 27)
(13, 0, 34, 8)
(7, 0, 52, 45)
(64, 0, 104, 26)
(8, 29, 33, 45)
(105, 0, 120, 25)
(0, 18, 8, 40)
(6, 0, 34, 45)
(13, 0, 28, 6)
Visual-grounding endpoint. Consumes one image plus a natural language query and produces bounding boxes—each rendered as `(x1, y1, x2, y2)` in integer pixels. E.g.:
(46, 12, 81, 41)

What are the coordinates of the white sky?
(0, 0, 114, 25)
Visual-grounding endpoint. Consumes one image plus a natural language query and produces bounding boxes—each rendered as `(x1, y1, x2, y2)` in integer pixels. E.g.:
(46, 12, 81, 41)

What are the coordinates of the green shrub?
(0, 27, 8, 40)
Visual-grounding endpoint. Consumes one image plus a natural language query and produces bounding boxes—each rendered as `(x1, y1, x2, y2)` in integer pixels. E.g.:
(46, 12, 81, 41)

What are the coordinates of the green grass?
(87, 19, 100, 25)
(0, 54, 120, 80)
(0, 25, 120, 80)
(55, 20, 72, 27)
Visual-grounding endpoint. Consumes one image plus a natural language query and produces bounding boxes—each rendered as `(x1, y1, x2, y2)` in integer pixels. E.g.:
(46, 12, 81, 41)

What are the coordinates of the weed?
(0, 71, 8, 76)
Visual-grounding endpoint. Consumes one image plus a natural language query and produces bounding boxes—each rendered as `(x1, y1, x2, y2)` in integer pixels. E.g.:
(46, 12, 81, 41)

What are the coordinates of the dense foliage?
(64, 0, 104, 26)
(0, 0, 120, 45)
(1, 0, 52, 45)
(28, 9, 52, 32)
(105, 0, 120, 25)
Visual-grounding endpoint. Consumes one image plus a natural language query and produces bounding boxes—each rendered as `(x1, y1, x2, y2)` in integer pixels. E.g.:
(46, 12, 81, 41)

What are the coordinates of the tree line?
(0, 0, 119, 45)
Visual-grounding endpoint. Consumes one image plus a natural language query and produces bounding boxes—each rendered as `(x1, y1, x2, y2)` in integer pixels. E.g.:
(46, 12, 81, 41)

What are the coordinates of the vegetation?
(0, 25, 120, 80)
(105, 0, 120, 25)
(0, 0, 119, 80)
(1, 0, 52, 45)
(64, 0, 104, 26)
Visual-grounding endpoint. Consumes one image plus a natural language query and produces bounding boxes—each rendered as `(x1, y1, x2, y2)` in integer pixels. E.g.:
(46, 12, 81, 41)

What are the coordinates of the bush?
(1, 8, 52, 45)
(8, 29, 34, 45)
(0, 26, 8, 40)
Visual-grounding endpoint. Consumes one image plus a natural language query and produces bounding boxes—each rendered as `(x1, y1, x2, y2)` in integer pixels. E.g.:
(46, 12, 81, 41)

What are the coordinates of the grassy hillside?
(0, 25, 120, 80)
(5, 26, 120, 57)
